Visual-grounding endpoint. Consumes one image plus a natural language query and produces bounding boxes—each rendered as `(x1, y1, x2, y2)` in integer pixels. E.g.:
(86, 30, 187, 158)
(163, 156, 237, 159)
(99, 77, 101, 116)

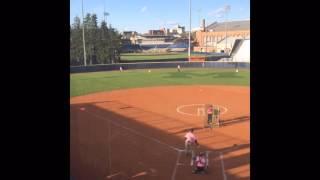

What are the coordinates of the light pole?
(188, 0, 191, 60)
(205, 38, 208, 57)
(103, 0, 109, 24)
(198, 8, 201, 30)
(81, 0, 87, 66)
(103, 2, 110, 64)
(224, 15, 227, 52)
(224, 5, 230, 53)
(104, 12, 109, 25)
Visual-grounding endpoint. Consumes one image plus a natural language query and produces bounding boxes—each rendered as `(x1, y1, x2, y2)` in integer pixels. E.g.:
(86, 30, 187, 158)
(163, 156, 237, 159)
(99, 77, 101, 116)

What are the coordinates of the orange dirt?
(70, 85, 250, 180)
(189, 56, 206, 62)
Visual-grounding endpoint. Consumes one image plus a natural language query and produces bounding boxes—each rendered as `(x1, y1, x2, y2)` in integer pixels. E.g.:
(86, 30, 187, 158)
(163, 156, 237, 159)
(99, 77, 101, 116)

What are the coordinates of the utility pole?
(81, 0, 87, 66)
(188, 0, 191, 60)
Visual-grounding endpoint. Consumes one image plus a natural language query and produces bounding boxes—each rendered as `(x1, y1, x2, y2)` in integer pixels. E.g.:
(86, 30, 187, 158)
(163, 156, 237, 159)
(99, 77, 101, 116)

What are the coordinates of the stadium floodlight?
(224, 5, 231, 53)
(103, 1, 109, 23)
(82, 0, 87, 66)
(104, 12, 109, 26)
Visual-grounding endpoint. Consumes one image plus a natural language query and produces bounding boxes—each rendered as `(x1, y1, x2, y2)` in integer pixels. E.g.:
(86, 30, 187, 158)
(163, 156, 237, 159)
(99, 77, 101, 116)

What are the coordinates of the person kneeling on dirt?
(193, 152, 207, 174)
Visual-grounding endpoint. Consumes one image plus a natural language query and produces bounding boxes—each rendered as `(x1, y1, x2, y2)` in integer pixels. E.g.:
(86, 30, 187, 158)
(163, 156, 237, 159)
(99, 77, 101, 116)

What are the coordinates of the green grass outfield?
(70, 68, 250, 97)
(120, 53, 208, 61)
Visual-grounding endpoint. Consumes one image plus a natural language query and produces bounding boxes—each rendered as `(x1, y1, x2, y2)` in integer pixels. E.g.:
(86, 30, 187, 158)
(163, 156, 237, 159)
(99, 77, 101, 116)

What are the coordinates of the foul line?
(220, 152, 227, 180)
(176, 104, 228, 116)
(83, 109, 181, 152)
(81, 108, 229, 155)
(107, 119, 112, 174)
(171, 151, 181, 180)
(80, 108, 231, 180)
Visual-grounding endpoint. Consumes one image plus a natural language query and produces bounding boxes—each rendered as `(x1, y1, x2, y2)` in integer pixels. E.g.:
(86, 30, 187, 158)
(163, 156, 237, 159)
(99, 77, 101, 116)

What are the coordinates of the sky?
(70, 0, 250, 33)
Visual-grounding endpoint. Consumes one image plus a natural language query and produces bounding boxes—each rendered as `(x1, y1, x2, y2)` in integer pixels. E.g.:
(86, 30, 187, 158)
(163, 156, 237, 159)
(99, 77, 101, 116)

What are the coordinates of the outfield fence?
(70, 61, 250, 73)
(119, 55, 230, 63)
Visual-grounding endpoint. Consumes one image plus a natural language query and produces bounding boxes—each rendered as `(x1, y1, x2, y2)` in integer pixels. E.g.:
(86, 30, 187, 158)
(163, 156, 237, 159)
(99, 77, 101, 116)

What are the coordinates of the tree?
(90, 14, 98, 64)
(70, 14, 121, 66)
(70, 16, 83, 66)
(72, 16, 81, 29)
(83, 13, 92, 65)
(97, 20, 109, 64)
(107, 24, 121, 63)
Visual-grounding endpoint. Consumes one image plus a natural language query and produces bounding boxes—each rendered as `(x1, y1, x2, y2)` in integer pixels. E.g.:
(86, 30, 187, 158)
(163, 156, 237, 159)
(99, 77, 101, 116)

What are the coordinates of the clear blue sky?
(70, 0, 250, 33)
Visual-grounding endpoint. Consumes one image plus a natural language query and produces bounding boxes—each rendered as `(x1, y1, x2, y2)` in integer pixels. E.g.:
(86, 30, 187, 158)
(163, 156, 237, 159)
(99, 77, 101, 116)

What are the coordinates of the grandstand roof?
(206, 20, 250, 32)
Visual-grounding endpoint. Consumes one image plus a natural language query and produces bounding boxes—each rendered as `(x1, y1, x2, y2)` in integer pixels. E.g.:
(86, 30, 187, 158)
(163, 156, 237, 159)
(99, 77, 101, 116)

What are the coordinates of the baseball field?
(70, 68, 250, 180)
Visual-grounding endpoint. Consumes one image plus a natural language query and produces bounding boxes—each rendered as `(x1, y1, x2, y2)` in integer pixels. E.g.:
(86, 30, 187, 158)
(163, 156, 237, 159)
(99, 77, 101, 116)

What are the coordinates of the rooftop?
(206, 20, 250, 31)
(140, 34, 173, 38)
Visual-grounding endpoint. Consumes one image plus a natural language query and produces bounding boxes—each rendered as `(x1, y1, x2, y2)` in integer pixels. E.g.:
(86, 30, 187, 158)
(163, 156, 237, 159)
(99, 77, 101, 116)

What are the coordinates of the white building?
(175, 25, 185, 34)
(232, 39, 250, 62)
(168, 25, 185, 34)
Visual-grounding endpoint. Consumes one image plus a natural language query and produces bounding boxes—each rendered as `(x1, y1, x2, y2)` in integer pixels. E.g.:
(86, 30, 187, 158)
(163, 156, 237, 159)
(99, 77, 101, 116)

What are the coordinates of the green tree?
(97, 20, 109, 64)
(90, 14, 99, 64)
(70, 16, 83, 66)
(108, 24, 121, 63)
(70, 14, 121, 66)
(72, 16, 81, 29)
(83, 13, 92, 65)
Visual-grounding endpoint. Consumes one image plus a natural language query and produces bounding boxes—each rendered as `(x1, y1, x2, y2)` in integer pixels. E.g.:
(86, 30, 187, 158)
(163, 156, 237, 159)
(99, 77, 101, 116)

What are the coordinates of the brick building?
(194, 20, 250, 53)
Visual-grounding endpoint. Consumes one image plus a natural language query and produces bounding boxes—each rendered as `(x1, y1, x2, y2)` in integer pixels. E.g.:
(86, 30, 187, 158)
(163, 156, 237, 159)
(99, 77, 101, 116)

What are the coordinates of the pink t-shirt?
(185, 132, 196, 143)
(196, 156, 206, 167)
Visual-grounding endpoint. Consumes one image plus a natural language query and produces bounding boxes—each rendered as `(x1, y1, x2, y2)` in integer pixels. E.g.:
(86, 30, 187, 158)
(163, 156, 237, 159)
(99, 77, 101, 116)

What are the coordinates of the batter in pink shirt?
(184, 129, 199, 155)
(185, 131, 197, 144)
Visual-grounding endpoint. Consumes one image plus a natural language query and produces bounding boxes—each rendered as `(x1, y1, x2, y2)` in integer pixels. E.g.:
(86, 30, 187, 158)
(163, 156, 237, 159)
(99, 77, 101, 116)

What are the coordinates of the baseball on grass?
(148, 69, 151, 73)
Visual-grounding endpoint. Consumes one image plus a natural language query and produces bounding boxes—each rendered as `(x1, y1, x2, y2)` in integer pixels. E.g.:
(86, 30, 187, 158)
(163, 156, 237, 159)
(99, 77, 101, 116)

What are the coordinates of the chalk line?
(171, 151, 181, 180)
(84, 109, 181, 152)
(176, 104, 228, 116)
(220, 152, 227, 180)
